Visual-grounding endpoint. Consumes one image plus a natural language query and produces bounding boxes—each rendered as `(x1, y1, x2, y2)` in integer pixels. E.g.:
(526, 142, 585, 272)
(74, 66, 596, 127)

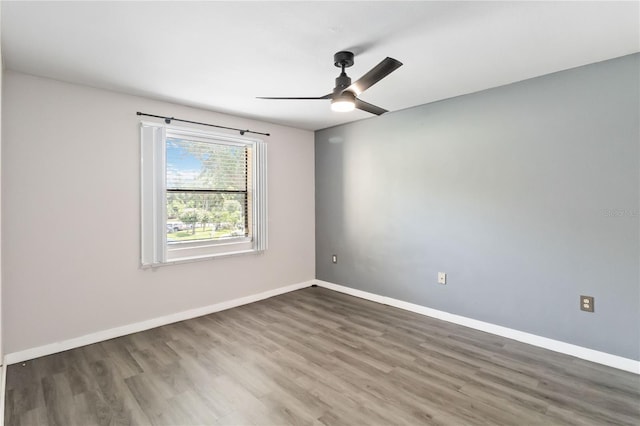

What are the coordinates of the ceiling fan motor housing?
(334, 73, 352, 93)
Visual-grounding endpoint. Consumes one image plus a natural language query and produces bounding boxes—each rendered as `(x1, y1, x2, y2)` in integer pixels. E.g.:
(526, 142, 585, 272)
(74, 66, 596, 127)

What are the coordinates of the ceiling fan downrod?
(334, 51, 354, 93)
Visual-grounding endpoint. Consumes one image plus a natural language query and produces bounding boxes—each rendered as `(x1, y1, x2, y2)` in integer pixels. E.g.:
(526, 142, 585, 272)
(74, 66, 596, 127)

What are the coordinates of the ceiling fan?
(257, 51, 403, 115)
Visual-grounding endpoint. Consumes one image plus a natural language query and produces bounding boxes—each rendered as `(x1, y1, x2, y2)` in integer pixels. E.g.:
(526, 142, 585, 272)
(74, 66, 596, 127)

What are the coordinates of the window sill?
(141, 247, 263, 269)
(167, 238, 253, 261)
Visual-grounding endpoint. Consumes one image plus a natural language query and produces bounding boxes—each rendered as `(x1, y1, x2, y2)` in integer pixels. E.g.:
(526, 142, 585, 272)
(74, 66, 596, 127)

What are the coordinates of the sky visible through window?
(166, 138, 202, 187)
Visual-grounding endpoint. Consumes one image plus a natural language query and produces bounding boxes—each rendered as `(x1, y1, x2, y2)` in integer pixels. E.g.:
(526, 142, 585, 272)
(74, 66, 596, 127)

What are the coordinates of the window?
(141, 122, 267, 266)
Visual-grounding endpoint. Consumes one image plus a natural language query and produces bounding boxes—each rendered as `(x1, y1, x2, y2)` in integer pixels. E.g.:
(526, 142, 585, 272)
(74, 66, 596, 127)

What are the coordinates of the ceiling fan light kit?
(258, 50, 402, 115)
(331, 91, 356, 112)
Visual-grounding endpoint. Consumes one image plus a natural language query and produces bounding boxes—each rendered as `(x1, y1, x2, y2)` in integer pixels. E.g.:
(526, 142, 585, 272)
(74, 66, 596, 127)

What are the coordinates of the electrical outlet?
(438, 272, 446, 285)
(580, 295, 594, 312)
(332, 254, 338, 264)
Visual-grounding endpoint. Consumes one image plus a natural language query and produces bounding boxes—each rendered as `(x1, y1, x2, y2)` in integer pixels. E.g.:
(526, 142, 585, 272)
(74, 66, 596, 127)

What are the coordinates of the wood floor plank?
(17, 405, 49, 426)
(90, 358, 152, 426)
(41, 373, 76, 426)
(5, 287, 639, 425)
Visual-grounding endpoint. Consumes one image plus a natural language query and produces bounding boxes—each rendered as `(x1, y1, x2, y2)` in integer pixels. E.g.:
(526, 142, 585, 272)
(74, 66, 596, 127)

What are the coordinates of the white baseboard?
(4, 280, 314, 366)
(313, 280, 640, 375)
(5, 279, 638, 375)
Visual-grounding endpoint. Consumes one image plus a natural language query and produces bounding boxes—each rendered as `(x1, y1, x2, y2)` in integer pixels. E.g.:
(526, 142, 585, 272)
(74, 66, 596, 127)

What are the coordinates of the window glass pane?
(166, 138, 247, 190)
(166, 193, 248, 244)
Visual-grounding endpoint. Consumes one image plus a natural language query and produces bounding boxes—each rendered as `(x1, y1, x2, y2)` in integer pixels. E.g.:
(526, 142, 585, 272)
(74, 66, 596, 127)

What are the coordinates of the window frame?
(140, 121, 267, 267)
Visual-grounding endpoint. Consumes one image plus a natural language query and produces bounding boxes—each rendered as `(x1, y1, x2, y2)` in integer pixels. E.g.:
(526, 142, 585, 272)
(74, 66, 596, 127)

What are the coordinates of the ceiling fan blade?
(347, 57, 403, 95)
(257, 94, 332, 100)
(355, 98, 388, 116)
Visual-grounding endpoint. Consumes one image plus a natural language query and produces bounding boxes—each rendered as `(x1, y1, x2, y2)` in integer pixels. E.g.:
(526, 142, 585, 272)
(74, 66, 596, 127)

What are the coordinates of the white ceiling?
(2, 1, 639, 131)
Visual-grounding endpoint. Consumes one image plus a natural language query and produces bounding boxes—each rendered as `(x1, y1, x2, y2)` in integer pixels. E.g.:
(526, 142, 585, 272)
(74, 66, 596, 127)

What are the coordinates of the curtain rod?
(136, 112, 270, 137)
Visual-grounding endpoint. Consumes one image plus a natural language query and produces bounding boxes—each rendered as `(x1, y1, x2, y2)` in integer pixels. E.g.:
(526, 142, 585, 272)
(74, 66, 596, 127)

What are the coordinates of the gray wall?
(315, 54, 639, 360)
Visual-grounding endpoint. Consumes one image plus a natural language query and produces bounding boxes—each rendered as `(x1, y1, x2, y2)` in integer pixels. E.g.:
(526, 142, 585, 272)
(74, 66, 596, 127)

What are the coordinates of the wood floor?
(4, 287, 640, 425)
